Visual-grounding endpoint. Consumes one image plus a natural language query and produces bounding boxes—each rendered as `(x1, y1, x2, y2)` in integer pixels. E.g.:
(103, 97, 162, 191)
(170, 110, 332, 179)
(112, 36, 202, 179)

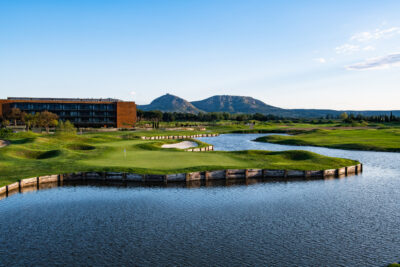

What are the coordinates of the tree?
(1, 119, 10, 128)
(340, 112, 349, 121)
(7, 108, 22, 126)
(37, 111, 59, 133)
(24, 113, 36, 131)
(56, 120, 76, 135)
(64, 120, 77, 134)
(137, 109, 144, 122)
(56, 120, 65, 133)
(146, 110, 162, 128)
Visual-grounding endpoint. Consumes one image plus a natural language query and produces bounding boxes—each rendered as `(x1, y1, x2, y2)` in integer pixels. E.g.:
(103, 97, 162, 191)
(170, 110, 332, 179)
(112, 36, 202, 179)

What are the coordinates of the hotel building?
(0, 97, 136, 128)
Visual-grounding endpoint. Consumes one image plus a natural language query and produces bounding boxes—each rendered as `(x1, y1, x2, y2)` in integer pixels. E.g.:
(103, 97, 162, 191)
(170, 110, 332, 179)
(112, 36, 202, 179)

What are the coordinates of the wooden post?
(5, 185, 8, 197)
(36, 177, 40, 190)
(18, 180, 21, 193)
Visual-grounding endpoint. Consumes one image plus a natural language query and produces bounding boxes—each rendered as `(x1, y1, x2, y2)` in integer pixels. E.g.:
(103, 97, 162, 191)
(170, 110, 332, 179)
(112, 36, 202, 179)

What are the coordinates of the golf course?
(0, 126, 364, 187)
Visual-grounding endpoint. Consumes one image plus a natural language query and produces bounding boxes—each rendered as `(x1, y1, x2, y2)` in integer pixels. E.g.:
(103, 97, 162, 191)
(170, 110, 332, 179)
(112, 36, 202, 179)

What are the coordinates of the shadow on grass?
(11, 138, 35, 145)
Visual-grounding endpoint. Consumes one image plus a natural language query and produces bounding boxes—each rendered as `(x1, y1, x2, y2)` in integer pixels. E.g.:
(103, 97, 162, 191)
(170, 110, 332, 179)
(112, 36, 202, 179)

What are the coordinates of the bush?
(56, 120, 77, 135)
(0, 128, 13, 139)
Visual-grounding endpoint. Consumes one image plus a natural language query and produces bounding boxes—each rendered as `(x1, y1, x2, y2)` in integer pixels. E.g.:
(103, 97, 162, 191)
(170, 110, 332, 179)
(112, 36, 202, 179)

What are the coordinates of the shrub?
(0, 128, 13, 139)
(56, 120, 77, 135)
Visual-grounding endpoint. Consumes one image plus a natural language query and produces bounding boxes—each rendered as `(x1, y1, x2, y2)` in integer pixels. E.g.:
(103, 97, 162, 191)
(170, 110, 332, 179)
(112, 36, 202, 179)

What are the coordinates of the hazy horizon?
(1, 0, 400, 110)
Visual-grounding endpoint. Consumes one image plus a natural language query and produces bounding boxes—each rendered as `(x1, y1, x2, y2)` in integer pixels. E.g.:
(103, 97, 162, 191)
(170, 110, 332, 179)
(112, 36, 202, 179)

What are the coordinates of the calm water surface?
(1, 134, 400, 266)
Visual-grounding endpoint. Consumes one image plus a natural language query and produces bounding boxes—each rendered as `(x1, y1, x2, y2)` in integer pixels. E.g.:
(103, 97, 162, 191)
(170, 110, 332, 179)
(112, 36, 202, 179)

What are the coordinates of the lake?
(1, 134, 399, 266)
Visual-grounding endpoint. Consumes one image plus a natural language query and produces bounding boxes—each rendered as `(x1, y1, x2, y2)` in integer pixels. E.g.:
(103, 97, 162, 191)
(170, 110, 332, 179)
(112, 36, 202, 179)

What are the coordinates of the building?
(0, 97, 136, 128)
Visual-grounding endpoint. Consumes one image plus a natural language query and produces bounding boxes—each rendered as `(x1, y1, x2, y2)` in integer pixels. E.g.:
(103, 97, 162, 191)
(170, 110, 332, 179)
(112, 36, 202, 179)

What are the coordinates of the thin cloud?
(314, 57, 326, 63)
(346, 53, 400, 70)
(350, 27, 400, 42)
(335, 44, 359, 54)
(363, 45, 375, 51)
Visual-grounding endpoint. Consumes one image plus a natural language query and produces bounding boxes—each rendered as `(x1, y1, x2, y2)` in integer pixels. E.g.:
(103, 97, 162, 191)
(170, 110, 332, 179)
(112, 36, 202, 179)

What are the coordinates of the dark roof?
(7, 97, 122, 102)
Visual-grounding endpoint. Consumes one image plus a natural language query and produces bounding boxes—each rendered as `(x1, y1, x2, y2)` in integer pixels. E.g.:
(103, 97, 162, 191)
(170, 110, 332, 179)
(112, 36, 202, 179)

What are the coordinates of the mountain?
(191, 95, 284, 115)
(138, 94, 203, 114)
(138, 93, 400, 118)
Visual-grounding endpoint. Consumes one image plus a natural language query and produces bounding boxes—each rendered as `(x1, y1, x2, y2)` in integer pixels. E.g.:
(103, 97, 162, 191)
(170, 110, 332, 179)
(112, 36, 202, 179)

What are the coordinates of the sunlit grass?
(0, 130, 358, 186)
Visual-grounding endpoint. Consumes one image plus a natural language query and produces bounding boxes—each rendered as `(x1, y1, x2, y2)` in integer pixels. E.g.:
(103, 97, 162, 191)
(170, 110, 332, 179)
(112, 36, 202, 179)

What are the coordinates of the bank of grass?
(0, 131, 358, 186)
(255, 128, 400, 152)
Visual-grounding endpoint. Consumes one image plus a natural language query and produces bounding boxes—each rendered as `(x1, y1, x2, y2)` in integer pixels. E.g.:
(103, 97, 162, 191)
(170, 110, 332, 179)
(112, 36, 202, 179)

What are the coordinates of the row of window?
(69, 117, 116, 123)
(57, 111, 115, 117)
(11, 103, 116, 111)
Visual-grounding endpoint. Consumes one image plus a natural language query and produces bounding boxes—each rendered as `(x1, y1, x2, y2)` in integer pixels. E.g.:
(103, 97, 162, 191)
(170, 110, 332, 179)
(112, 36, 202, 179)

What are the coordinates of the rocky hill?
(138, 94, 203, 114)
(138, 93, 400, 118)
(191, 95, 285, 115)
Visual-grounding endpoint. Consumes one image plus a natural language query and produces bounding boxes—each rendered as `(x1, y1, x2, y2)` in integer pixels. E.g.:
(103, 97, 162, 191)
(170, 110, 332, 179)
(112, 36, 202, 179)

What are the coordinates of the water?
(1, 134, 400, 266)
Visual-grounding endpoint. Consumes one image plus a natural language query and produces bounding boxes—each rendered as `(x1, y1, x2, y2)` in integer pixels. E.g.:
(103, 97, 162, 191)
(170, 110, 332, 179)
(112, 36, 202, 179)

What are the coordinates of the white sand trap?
(162, 141, 198, 149)
(0, 140, 10, 148)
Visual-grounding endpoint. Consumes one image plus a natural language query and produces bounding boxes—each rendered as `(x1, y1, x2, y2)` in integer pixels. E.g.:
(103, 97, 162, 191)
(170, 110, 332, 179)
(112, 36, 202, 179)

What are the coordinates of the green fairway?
(255, 128, 400, 152)
(0, 131, 358, 186)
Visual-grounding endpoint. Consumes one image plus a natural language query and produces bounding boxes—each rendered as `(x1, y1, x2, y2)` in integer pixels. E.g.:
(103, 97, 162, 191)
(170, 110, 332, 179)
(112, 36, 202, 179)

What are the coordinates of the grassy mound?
(12, 149, 62, 160)
(281, 150, 314, 161)
(37, 150, 62, 159)
(66, 144, 96, 151)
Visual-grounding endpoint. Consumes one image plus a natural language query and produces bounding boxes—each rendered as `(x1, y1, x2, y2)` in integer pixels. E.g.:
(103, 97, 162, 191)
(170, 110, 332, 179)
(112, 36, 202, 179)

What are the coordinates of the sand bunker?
(0, 140, 10, 148)
(161, 141, 198, 149)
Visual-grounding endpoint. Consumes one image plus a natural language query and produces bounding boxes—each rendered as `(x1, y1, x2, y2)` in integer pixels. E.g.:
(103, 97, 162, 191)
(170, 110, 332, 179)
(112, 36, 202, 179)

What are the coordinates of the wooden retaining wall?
(140, 133, 219, 140)
(185, 146, 214, 152)
(0, 164, 363, 199)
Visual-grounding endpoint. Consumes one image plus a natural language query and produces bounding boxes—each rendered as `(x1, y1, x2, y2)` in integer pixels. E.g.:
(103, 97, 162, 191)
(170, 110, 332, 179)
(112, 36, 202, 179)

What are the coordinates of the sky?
(1, 0, 400, 110)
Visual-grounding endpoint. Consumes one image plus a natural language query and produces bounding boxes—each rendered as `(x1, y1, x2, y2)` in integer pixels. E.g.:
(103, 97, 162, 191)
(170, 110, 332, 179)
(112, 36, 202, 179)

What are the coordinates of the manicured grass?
(255, 128, 400, 152)
(0, 131, 358, 186)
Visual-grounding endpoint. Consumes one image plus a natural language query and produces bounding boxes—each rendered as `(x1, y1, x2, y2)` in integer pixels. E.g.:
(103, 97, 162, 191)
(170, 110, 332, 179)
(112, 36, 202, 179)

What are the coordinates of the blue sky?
(1, 0, 400, 109)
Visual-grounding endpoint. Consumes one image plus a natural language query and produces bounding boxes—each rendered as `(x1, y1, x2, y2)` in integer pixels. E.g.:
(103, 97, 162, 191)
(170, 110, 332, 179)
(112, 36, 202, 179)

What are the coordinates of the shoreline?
(0, 164, 363, 199)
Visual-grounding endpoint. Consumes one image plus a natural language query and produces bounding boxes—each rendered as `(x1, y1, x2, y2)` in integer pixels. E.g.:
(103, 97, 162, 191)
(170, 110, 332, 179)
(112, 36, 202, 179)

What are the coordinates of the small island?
(0, 127, 361, 192)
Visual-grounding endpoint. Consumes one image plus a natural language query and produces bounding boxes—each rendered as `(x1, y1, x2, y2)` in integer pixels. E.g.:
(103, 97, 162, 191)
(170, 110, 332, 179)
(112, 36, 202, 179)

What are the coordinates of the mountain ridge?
(138, 93, 400, 118)
(138, 94, 203, 114)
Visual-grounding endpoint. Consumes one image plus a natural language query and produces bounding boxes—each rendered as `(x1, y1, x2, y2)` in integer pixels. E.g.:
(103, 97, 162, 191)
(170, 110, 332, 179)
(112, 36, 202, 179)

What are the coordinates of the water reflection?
(1, 134, 399, 266)
(1, 173, 354, 200)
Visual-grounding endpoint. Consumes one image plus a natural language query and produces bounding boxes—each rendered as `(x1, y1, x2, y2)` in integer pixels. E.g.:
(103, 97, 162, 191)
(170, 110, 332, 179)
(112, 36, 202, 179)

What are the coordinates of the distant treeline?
(137, 110, 286, 123)
(137, 110, 400, 123)
(341, 112, 400, 123)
